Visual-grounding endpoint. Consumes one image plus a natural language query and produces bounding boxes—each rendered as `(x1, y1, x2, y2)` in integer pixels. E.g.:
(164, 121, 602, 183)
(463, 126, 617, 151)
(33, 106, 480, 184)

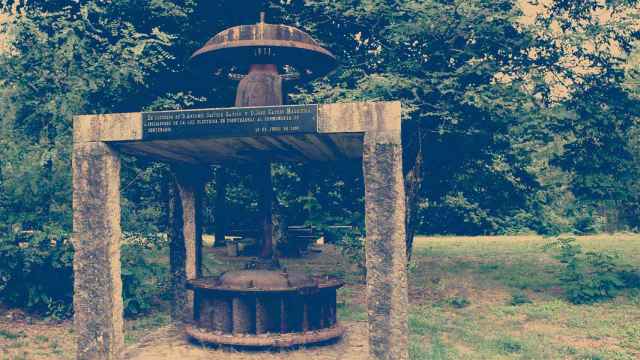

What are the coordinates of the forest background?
(0, 0, 639, 317)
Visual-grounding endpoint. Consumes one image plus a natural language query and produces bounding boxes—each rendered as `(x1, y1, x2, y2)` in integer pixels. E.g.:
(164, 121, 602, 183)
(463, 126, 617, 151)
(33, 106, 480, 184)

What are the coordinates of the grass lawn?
(404, 233, 640, 360)
(1, 233, 639, 359)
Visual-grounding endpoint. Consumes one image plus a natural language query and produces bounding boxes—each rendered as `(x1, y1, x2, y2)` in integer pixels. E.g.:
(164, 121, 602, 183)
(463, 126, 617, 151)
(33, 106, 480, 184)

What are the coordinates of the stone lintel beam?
(363, 127, 409, 360)
(73, 101, 402, 143)
(318, 101, 401, 133)
(72, 141, 124, 360)
(169, 164, 208, 322)
(74, 112, 142, 143)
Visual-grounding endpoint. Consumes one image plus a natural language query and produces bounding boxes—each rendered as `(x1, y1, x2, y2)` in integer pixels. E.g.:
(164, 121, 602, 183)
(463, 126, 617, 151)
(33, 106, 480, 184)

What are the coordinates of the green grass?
(34, 334, 49, 343)
(197, 233, 640, 359)
(3, 233, 639, 359)
(0, 329, 23, 340)
(337, 303, 367, 322)
(124, 312, 171, 345)
(406, 234, 640, 360)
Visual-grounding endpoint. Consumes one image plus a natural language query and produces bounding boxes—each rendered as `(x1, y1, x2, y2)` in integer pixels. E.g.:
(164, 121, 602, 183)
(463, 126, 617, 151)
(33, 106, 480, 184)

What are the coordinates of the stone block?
(363, 128, 408, 360)
(72, 142, 124, 360)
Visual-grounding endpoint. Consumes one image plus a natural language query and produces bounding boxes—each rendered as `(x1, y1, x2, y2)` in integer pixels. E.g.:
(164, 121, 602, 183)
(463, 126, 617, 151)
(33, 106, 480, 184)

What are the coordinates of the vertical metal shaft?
(235, 63, 282, 260)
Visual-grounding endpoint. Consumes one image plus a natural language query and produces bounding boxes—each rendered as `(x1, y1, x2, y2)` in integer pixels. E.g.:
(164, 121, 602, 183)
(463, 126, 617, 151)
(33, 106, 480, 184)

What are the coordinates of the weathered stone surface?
(74, 112, 142, 143)
(318, 101, 401, 133)
(71, 100, 408, 359)
(362, 129, 409, 360)
(73, 102, 401, 165)
(74, 102, 399, 142)
(169, 165, 208, 323)
(72, 142, 124, 360)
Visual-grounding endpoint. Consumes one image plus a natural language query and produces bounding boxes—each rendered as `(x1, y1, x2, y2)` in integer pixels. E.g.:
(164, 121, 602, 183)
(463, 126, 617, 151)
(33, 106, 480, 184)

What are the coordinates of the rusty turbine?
(186, 271, 343, 346)
(185, 13, 343, 347)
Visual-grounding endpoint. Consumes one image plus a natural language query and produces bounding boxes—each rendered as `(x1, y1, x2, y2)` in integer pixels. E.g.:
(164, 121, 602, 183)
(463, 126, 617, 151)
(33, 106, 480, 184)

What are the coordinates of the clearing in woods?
(1, 234, 640, 359)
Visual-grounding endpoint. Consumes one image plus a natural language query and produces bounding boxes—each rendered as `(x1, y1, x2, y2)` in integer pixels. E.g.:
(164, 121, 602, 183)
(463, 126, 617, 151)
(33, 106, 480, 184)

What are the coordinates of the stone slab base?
(185, 324, 344, 348)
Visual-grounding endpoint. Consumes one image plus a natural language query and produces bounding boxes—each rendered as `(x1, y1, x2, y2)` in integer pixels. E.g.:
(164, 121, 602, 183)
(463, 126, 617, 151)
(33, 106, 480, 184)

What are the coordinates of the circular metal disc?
(189, 23, 337, 81)
(186, 324, 345, 347)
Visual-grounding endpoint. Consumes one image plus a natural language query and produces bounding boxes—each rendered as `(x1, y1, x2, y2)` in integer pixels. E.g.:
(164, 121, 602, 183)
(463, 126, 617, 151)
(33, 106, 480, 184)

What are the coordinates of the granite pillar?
(363, 129, 409, 360)
(169, 165, 207, 322)
(72, 141, 124, 360)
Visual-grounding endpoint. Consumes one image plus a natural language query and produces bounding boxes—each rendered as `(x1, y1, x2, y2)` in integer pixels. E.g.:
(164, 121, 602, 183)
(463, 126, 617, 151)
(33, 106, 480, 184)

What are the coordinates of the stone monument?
(72, 12, 408, 360)
(183, 13, 345, 347)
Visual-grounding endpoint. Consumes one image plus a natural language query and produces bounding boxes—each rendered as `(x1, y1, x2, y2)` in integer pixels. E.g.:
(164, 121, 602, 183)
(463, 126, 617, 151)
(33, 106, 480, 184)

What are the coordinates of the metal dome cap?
(189, 13, 337, 81)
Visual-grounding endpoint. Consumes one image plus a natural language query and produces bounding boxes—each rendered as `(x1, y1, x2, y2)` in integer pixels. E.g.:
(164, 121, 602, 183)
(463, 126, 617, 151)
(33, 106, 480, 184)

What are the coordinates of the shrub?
(620, 270, 640, 289)
(546, 237, 636, 304)
(448, 296, 470, 309)
(120, 241, 169, 317)
(0, 230, 74, 318)
(335, 227, 365, 274)
(570, 208, 604, 235)
(0, 230, 168, 318)
(497, 338, 523, 354)
(573, 215, 599, 235)
(509, 291, 533, 306)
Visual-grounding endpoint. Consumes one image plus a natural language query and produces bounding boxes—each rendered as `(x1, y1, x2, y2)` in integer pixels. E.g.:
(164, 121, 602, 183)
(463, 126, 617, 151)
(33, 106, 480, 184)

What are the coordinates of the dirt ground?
(4, 234, 640, 359)
(125, 322, 368, 360)
(0, 315, 367, 360)
(1, 243, 367, 360)
(0, 310, 75, 360)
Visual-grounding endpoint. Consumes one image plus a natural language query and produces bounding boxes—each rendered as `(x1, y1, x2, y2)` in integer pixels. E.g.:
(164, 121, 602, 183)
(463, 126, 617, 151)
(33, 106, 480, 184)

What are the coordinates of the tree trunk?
(214, 166, 227, 247)
(258, 161, 274, 259)
(271, 186, 288, 258)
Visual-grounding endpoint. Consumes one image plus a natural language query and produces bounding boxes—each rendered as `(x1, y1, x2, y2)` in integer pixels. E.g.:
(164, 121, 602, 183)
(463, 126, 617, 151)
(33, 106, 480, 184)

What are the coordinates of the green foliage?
(280, 0, 548, 235)
(335, 228, 366, 275)
(546, 237, 639, 304)
(544, 1, 640, 232)
(570, 207, 604, 235)
(509, 291, 533, 306)
(0, 329, 24, 340)
(448, 296, 471, 309)
(0, 0, 191, 317)
(0, 230, 168, 318)
(0, 230, 73, 318)
(120, 241, 169, 317)
(0, 0, 639, 318)
(497, 337, 524, 354)
(336, 302, 367, 323)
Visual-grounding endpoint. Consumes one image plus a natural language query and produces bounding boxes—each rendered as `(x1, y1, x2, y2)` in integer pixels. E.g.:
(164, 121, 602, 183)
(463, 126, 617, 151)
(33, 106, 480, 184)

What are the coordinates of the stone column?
(72, 142, 124, 360)
(363, 129, 409, 360)
(169, 165, 207, 322)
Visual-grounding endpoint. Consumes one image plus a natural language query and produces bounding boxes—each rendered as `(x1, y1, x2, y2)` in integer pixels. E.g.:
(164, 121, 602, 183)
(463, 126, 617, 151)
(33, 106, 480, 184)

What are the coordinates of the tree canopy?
(0, 0, 638, 255)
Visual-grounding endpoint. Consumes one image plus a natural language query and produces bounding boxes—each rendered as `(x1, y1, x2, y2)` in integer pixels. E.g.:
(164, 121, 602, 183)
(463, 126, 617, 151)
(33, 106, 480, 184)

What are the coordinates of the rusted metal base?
(186, 324, 345, 348)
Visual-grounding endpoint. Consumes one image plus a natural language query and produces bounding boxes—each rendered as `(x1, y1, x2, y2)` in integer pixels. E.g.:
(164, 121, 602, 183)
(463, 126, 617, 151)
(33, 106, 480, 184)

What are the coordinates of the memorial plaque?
(142, 104, 317, 140)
